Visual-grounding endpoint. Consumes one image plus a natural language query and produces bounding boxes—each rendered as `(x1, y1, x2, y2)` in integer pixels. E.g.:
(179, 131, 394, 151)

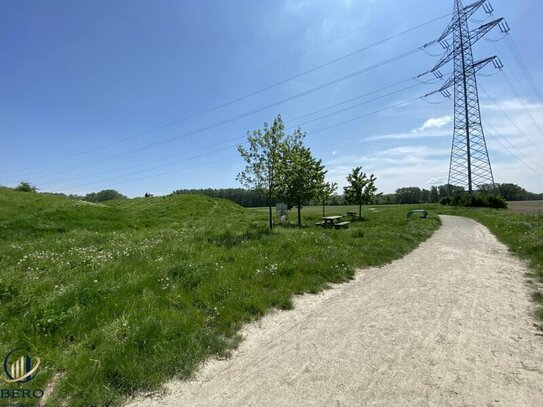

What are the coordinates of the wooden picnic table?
(346, 211, 357, 217)
(316, 216, 350, 229)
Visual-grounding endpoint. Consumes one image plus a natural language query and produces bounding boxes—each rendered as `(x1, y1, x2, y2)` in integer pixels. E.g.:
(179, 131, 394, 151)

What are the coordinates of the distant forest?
(172, 183, 542, 208)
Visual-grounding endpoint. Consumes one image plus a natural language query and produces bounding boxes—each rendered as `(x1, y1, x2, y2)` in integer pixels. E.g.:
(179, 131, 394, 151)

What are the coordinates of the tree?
(15, 181, 37, 192)
(395, 187, 422, 204)
(84, 190, 127, 202)
(344, 167, 377, 219)
(430, 186, 439, 203)
(362, 174, 378, 205)
(496, 183, 529, 201)
(237, 115, 287, 229)
(276, 134, 326, 226)
(317, 182, 338, 217)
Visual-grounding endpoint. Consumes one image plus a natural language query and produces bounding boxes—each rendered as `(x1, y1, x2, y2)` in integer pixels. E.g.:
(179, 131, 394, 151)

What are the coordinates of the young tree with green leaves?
(362, 173, 377, 205)
(317, 181, 338, 217)
(344, 167, 377, 219)
(277, 131, 326, 226)
(237, 115, 286, 229)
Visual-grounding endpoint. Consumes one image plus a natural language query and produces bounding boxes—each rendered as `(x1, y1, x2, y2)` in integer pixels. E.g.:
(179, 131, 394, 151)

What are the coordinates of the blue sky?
(1, 0, 542, 197)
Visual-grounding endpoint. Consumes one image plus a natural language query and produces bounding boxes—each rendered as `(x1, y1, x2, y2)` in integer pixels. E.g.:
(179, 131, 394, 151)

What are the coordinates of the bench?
(407, 209, 428, 219)
(335, 221, 350, 229)
(315, 222, 325, 227)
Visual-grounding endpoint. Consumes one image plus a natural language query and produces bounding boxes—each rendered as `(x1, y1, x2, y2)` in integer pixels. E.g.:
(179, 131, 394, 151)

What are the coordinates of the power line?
(6, 49, 424, 183)
(3, 13, 450, 178)
(292, 83, 422, 129)
(34, 79, 422, 187)
(305, 96, 422, 136)
(288, 77, 416, 123)
(58, 154, 241, 196)
(38, 81, 425, 188)
(500, 69, 543, 141)
(483, 120, 543, 177)
(504, 36, 543, 102)
(53, 95, 423, 195)
(479, 85, 543, 156)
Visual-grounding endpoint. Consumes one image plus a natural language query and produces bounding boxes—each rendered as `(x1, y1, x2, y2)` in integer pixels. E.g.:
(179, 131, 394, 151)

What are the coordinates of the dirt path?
(127, 215, 543, 406)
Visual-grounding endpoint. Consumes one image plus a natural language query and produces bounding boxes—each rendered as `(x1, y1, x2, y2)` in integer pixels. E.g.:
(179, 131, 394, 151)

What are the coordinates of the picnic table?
(346, 211, 357, 217)
(316, 216, 351, 229)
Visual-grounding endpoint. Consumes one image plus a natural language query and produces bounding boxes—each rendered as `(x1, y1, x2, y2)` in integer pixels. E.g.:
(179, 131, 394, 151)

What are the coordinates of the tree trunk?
(297, 205, 302, 227)
(359, 202, 362, 220)
(322, 201, 325, 217)
(268, 193, 273, 229)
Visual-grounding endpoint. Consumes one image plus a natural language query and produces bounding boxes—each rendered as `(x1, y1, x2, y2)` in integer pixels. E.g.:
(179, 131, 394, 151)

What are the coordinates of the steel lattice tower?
(420, 0, 510, 193)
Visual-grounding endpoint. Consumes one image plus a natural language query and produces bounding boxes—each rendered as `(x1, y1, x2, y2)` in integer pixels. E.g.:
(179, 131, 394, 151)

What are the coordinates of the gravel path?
(127, 215, 543, 406)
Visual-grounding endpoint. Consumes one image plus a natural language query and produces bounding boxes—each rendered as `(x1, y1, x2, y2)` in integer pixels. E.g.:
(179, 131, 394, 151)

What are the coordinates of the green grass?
(0, 188, 439, 406)
(434, 204, 543, 329)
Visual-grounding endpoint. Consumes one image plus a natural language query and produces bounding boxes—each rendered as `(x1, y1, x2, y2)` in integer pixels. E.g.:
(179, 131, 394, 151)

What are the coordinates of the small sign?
(276, 203, 288, 222)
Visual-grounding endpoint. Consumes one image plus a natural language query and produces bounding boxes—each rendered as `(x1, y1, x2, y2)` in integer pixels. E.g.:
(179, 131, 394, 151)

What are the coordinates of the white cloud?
(415, 115, 452, 132)
(480, 98, 543, 112)
(366, 115, 452, 141)
(366, 129, 450, 141)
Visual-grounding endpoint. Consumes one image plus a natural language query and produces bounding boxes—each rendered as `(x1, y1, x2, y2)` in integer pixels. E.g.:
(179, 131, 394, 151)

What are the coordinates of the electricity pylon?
(420, 0, 509, 193)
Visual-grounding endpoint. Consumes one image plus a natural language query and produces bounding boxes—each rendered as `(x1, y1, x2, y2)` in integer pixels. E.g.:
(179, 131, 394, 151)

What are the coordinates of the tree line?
(377, 183, 543, 205)
(12, 182, 128, 202)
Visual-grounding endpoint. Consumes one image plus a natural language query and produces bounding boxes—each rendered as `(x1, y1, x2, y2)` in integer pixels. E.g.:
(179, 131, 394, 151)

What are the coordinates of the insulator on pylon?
(492, 58, 504, 70)
(439, 39, 450, 49)
(483, 2, 494, 15)
(440, 89, 452, 98)
(433, 70, 444, 79)
(499, 20, 510, 33)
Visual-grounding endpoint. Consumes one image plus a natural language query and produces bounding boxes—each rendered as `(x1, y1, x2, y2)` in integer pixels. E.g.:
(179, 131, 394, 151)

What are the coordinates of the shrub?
(15, 181, 37, 192)
(84, 189, 127, 202)
(440, 196, 452, 206)
(441, 192, 507, 209)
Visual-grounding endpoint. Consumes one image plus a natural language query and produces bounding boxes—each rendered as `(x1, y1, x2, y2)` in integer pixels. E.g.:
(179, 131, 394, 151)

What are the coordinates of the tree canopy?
(237, 115, 289, 229)
(344, 167, 377, 219)
(276, 135, 326, 226)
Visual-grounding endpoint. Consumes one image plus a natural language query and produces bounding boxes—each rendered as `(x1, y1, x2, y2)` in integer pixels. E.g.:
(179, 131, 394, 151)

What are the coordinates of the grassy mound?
(0, 188, 439, 406)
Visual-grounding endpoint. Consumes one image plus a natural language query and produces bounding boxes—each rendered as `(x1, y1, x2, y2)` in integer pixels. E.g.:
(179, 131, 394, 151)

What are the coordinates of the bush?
(15, 181, 37, 192)
(441, 192, 507, 209)
(440, 196, 452, 206)
(84, 190, 127, 202)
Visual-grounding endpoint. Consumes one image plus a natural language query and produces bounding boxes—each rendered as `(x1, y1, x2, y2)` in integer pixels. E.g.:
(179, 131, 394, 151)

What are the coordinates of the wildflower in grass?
(266, 263, 278, 275)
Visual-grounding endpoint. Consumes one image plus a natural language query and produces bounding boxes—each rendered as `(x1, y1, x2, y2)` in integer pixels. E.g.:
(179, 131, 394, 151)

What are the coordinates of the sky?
(1, 0, 542, 197)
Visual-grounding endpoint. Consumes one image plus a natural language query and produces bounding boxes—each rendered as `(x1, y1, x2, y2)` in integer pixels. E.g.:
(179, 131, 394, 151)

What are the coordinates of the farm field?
(0, 188, 439, 406)
(507, 200, 543, 214)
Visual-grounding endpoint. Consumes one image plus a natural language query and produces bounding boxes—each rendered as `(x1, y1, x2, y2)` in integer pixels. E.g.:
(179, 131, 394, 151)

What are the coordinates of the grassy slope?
(433, 204, 543, 328)
(0, 188, 438, 406)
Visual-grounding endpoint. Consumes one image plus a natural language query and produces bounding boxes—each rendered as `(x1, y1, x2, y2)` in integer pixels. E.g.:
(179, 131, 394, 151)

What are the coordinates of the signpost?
(276, 203, 288, 223)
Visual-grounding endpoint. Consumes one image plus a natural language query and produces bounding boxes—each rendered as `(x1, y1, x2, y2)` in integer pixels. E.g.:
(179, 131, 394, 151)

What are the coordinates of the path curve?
(128, 215, 543, 406)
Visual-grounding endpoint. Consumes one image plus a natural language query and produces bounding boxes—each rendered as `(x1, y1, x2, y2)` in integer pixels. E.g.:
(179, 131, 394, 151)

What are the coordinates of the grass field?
(0, 188, 439, 406)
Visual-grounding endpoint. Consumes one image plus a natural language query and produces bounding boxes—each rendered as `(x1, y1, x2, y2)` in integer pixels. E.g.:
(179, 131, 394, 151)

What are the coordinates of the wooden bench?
(335, 221, 350, 229)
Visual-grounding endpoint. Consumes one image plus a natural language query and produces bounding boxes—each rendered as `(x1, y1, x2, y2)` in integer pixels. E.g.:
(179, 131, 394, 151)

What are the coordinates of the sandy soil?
(127, 215, 543, 407)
